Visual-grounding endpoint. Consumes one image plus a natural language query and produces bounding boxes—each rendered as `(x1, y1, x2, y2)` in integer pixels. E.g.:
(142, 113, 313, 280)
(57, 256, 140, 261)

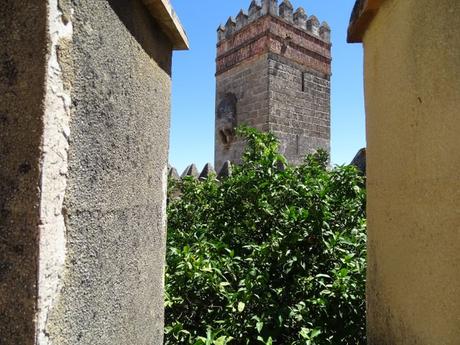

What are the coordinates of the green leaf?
(311, 329, 321, 338)
(237, 302, 245, 312)
(300, 328, 309, 339)
(214, 336, 233, 345)
(256, 321, 263, 333)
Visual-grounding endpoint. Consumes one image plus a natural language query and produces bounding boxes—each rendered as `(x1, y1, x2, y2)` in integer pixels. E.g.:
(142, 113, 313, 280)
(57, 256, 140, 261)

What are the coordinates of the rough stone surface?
(268, 53, 330, 164)
(181, 164, 199, 178)
(0, 0, 181, 344)
(109, 0, 173, 74)
(199, 163, 216, 180)
(218, 161, 233, 180)
(215, 3, 331, 167)
(215, 55, 270, 168)
(0, 1, 47, 343)
(44, 1, 172, 344)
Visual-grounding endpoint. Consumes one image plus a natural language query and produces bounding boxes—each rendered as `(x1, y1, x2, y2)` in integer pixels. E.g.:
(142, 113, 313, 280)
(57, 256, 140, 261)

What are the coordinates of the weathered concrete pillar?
(348, 0, 460, 344)
(0, 0, 188, 344)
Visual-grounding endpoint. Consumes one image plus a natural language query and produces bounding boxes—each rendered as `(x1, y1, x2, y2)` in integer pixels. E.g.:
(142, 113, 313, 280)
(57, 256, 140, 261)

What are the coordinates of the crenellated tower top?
(216, 0, 331, 77)
(217, 0, 331, 43)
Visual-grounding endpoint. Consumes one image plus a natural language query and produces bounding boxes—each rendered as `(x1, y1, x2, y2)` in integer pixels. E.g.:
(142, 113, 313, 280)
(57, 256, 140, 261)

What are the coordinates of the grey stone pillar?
(0, 0, 188, 344)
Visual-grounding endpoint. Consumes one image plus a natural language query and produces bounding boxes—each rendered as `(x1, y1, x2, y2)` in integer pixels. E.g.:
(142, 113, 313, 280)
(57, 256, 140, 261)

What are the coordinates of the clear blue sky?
(169, 0, 365, 173)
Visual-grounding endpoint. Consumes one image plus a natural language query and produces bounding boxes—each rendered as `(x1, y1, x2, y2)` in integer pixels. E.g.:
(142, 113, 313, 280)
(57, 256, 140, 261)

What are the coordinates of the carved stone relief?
(217, 93, 237, 148)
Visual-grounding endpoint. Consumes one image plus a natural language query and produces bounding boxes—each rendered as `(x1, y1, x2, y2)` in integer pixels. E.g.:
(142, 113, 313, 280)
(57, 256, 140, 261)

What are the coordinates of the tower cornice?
(216, 14, 331, 76)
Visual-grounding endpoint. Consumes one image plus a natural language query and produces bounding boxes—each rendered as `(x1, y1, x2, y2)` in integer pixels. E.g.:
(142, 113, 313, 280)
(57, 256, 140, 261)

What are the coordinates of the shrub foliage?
(165, 127, 366, 345)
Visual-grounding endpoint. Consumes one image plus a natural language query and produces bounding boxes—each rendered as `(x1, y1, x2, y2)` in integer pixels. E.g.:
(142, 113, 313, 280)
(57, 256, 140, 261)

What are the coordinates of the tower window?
(296, 134, 300, 155)
(301, 72, 306, 92)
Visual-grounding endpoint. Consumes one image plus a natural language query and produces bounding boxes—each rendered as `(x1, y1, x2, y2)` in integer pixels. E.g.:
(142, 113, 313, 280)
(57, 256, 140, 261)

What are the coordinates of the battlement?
(215, 0, 331, 77)
(168, 161, 233, 182)
(170, 147, 364, 184)
(217, 0, 331, 44)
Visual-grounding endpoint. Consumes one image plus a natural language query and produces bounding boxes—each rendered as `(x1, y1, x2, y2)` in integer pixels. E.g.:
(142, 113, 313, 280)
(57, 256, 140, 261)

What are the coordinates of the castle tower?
(215, 0, 332, 168)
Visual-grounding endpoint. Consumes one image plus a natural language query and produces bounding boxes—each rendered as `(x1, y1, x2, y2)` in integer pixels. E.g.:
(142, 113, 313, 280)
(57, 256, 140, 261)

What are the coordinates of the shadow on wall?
(108, 0, 173, 75)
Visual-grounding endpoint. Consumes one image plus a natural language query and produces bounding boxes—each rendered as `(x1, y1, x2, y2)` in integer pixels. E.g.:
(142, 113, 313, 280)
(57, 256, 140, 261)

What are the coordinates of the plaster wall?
(0, 0, 176, 343)
(43, 1, 172, 344)
(0, 1, 47, 343)
(36, 0, 73, 343)
(363, 0, 460, 343)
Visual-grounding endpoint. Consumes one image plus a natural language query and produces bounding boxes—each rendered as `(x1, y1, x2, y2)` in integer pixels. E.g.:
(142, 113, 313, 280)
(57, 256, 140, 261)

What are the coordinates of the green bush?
(165, 127, 366, 345)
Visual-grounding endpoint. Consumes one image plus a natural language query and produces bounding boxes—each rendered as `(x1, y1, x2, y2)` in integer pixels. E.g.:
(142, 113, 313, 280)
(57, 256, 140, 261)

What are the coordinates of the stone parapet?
(347, 0, 384, 43)
(142, 0, 189, 49)
(169, 162, 233, 181)
(0, 0, 187, 344)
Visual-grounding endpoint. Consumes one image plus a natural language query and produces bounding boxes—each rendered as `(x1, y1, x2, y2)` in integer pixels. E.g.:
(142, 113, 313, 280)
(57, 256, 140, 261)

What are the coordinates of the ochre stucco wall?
(363, 0, 460, 343)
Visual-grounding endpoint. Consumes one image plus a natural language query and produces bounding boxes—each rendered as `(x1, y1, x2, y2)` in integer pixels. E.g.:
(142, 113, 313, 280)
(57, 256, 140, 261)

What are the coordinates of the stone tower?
(215, 0, 331, 168)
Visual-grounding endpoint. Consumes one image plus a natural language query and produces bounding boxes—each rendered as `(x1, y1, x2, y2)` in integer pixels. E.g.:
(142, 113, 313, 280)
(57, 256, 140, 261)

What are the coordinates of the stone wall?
(0, 1, 47, 343)
(215, 54, 270, 169)
(268, 53, 330, 164)
(43, 1, 173, 344)
(0, 0, 187, 344)
(215, 0, 331, 167)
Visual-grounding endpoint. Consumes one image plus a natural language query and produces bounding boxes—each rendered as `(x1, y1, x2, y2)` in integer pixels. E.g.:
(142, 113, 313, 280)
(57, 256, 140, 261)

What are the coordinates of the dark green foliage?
(165, 127, 366, 345)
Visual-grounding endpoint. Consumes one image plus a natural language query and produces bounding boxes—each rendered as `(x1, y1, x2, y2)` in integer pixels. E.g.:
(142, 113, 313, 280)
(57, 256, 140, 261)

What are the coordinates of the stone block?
(0, 0, 187, 344)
